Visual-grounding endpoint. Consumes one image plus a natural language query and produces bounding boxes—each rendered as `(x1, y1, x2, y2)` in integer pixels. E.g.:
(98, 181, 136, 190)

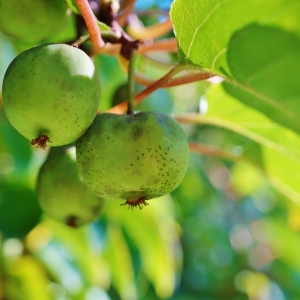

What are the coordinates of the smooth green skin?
(0, 0, 69, 43)
(76, 112, 189, 201)
(37, 146, 104, 227)
(0, 183, 42, 239)
(3, 43, 101, 147)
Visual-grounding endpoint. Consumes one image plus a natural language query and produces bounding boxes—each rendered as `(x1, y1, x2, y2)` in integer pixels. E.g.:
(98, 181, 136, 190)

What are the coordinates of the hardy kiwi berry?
(0, 0, 69, 43)
(36, 146, 104, 227)
(76, 112, 189, 208)
(2, 43, 101, 149)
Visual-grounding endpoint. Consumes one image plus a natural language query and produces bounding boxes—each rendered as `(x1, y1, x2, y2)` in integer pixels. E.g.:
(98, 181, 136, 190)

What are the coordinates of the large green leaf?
(170, 0, 300, 68)
(170, 0, 300, 134)
(178, 83, 300, 203)
(104, 196, 181, 299)
(223, 24, 300, 133)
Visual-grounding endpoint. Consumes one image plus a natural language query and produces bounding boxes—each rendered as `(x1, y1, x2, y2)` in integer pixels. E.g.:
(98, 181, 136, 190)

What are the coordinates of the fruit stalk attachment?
(109, 65, 184, 114)
(127, 49, 137, 115)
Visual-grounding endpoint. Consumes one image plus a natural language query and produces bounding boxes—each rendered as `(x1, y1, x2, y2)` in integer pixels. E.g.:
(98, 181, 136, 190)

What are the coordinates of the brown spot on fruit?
(66, 216, 78, 228)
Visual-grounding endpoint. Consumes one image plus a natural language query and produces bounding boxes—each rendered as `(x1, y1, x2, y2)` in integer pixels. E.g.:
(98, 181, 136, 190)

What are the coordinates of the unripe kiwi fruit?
(76, 112, 189, 208)
(36, 146, 105, 227)
(0, 0, 69, 43)
(2, 43, 101, 149)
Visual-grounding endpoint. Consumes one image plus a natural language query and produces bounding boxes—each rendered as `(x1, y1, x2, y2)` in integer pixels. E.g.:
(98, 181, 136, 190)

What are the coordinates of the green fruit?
(2, 43, 101, 149)
(36, 146, 104, 227)
(76, 112, 189, 208)
(0, 183, 42, 239)
(0, 0, 69, 43)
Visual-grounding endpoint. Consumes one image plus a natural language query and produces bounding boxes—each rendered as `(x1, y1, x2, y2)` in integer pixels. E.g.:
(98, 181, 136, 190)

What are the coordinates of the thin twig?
(127, 50, 137, 114)
(72, 34, 90, 47)
(95, 38, 178, 56)
(138, 38, 178, 53)
(75, 0, 105, 48)
(134, 70, 212, 87)
(117, 0, 136, 26)
(141, 53, 177, 68)
(189, 142, 241, 161)
(127, 16, 173, 40)
(109, 65, 184, 114)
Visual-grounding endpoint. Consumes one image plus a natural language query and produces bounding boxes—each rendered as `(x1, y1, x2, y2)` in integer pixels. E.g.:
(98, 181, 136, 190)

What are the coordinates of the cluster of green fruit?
(1, 42, 189, 229)
(3, 44, 188, 227)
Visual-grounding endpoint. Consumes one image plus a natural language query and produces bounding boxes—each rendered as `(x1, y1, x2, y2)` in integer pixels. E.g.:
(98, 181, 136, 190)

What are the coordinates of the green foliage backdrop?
(1, 0, 300, 299)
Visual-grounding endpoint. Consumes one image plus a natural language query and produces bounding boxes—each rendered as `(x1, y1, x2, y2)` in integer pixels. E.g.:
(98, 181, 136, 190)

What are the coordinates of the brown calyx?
(66, 216, 78, 228)
(30, 135, 52, 150)
(121, 197, 149, 210)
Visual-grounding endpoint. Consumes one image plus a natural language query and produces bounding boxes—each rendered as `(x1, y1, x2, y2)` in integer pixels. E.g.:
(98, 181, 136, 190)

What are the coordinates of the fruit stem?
(127, 49, 137, 114)
(75, 0, 105, 48)
(109, 65, 184, 114)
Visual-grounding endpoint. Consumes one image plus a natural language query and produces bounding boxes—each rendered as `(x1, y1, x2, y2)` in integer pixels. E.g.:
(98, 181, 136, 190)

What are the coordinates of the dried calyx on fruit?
(76, 111, 189, 208)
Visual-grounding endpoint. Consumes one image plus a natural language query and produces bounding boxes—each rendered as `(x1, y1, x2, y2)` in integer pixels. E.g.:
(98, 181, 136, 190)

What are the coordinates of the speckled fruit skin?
(0, 0, 69, 42)
(2, 43, 101, 147)
(37, 146, 104, 227)
(76, 112, 189, 201)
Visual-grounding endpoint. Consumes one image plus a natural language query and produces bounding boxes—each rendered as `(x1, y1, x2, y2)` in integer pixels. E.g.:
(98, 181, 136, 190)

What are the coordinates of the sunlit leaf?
(177, 83, 300, 203)
(170, 0, 299, 67)
(251, 218, 300, 271)
(170, 0, 300, 133)
(6, 255, 52, 300)
(104, 219, 137, 300)
(118, 196, 181, 299)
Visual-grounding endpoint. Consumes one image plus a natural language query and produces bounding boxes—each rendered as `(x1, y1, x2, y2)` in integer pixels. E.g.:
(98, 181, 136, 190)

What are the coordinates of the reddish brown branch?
(95, 38, 178, 56)
(189, 142, 240, 161)
(127, 16, 173, 40)
(134, 70, 212, 87)
(75, 0, 105, 48)
(117, 0, 136, 26)
(109, 66, 182, 114)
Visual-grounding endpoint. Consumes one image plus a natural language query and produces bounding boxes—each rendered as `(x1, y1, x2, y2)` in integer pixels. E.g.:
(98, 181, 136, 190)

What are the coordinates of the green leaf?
(179, 83, 300, 203)
(223, 24, 300, 134)
(251, 218, 300, 270)
(104, 222, 137, 300)
(170, 0, 300, 134)
(6, 255, 52, 300)
(103, 196, 181, 299)
(120, 196, 180, 299)
(170, 0, 299, 68)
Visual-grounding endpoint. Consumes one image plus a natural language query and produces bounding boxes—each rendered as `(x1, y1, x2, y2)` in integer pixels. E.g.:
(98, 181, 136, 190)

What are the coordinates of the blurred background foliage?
(0, 0, 300, 299)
